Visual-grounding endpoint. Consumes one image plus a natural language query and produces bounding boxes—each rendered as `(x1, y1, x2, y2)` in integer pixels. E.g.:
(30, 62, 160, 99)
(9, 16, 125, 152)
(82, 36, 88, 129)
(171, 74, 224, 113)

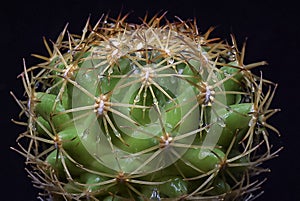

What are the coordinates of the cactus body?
(12, 13, 281, 201)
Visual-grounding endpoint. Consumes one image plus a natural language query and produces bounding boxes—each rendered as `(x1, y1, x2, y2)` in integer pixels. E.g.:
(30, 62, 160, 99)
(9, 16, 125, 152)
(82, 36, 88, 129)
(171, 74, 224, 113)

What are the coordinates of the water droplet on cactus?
(178, 68, 183, 75)
(108, 67, 113, 74)
(150, 188, 161, 200)
(168, 58, 174, 64)
(217, 117, 226, 128)
(134, 94, 141, 103)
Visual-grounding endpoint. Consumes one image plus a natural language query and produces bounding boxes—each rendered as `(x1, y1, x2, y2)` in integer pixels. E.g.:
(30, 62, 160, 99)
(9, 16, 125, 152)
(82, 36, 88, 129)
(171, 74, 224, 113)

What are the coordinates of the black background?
(1, 0, 299, 200)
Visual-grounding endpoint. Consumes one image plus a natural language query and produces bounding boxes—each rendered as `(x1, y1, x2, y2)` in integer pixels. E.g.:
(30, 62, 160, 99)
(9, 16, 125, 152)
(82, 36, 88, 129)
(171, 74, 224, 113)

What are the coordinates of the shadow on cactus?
(11, 12, 282, 201)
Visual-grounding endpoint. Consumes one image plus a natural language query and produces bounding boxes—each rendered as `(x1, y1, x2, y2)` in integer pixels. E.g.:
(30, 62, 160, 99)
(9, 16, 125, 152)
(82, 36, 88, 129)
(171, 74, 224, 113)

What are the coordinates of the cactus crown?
(12, 13, 281, 201)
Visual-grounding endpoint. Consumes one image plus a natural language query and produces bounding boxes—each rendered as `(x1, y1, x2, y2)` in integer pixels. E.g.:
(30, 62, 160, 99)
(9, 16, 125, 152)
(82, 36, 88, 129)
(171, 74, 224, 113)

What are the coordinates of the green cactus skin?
(11, 13, 282, 201)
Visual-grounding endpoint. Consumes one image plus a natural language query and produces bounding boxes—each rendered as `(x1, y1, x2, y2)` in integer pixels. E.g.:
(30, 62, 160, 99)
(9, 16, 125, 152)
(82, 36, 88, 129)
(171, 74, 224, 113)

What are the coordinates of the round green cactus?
(12, 13, 281, 200)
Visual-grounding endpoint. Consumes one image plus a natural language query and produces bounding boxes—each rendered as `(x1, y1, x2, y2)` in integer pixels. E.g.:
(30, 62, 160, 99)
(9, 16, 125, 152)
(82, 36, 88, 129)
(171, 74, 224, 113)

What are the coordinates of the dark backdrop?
(1, 0, 298, 200)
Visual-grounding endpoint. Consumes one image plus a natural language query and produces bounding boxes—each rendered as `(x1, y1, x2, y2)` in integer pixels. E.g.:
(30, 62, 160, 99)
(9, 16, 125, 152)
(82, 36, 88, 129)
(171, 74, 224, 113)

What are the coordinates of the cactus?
(11, 13, 281, 201)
